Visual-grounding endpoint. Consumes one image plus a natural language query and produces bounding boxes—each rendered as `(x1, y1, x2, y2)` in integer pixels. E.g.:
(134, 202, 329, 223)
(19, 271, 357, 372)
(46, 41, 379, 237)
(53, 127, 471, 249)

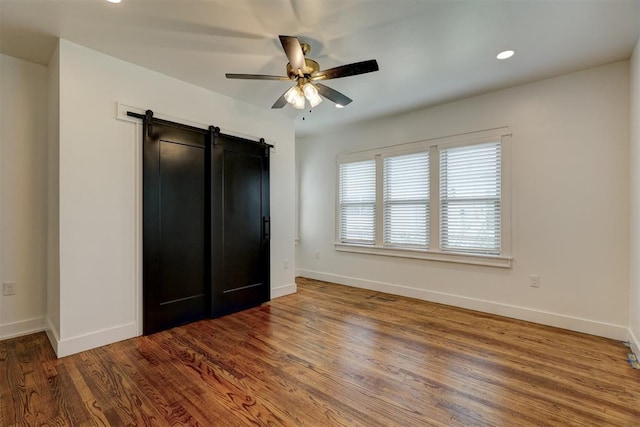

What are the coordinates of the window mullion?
(375, 154, 384, 246)
(429, 145, 440, 251)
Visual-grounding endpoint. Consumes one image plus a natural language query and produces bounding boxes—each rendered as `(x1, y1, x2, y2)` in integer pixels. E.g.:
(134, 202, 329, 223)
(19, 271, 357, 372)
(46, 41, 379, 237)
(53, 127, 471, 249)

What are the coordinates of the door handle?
(263, 217, 270, 240)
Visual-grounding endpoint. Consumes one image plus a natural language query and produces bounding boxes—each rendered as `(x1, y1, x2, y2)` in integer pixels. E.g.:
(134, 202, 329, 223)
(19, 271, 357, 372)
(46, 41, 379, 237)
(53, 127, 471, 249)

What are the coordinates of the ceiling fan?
(225, 35, 379, 110)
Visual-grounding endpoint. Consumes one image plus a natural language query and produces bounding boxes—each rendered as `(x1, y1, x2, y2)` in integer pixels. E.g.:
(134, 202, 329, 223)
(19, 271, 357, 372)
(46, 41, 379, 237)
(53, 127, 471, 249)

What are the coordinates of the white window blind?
(338, 159, 376, 244)
(440, 141, 501, 254)
(383, 152, 429, 247)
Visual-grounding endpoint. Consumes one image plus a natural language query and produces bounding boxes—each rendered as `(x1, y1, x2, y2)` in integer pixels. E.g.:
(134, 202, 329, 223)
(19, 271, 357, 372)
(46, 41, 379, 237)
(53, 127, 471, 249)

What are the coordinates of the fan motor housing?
(287, 58, 319, 79)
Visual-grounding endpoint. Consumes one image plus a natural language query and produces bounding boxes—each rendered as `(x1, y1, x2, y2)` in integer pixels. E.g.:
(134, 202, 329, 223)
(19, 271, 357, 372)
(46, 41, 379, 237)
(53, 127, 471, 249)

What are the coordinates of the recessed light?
(106, 0, 121, 3)
(496, 50, 515, 60)
(335, 104, 344, 109)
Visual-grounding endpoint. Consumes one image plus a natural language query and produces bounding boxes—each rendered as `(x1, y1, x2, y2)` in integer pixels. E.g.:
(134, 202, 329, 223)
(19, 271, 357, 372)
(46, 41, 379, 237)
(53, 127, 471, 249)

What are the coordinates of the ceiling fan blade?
(272, 91, 289, 109)
(226, 73, 290, 81)
(312, 59, 379, 81)
(315, 83, 353, 106)
(279, 35, 306, 73)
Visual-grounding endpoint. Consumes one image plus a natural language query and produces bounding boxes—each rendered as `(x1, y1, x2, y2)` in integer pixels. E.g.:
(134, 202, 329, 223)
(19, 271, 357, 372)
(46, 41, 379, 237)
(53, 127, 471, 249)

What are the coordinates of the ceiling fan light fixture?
(308, 95, 322, 108)
(292, 95, 305, 109)
(284, 85, 305, 109)
(303, 83, 322, 108)
(335, 104, 345, 109)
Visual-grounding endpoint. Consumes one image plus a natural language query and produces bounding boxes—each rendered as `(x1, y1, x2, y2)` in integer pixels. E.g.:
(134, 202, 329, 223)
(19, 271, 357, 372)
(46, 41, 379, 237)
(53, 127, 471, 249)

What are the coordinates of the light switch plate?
(3, 282, 15, 296)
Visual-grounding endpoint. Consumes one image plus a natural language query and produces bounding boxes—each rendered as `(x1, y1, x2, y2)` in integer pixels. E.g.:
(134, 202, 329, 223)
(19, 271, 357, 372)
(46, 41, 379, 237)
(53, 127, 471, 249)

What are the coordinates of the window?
(383, 152, 429, 247)
(336, 128, 511, 267)
(440, 142, 501, 255)
(338, 159, 376, 244)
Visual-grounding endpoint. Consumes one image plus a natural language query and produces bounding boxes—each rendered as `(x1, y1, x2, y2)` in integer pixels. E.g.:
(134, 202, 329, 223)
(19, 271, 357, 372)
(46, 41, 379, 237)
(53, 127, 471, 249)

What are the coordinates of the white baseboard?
(0, 316, 45, 340)
(272, 282, 297, 299)
(628, 328, 640, 359)
(41, 282, 298, 358)
(52, 322, 138, 358)
(297, 269, 628, 341)
(44, 316, 61, 355)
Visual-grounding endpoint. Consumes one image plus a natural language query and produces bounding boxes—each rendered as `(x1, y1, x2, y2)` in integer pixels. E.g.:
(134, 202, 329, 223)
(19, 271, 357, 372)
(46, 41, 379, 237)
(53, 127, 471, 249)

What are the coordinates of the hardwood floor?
(1, 277, 639, 426)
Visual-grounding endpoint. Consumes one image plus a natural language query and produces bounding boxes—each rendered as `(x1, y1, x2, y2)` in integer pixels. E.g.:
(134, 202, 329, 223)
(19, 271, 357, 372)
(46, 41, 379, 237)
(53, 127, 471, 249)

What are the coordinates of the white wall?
(0, 54, 48, 339)
(46, 45, 61, 343)
(629, 39, 640, 356)
(297, 61, 630, 340)
(50, 40, 296, 357)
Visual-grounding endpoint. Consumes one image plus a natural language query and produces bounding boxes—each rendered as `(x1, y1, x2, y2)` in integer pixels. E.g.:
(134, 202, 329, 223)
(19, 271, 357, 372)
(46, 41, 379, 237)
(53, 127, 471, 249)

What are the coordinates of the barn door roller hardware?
(125, 109, 274, 151)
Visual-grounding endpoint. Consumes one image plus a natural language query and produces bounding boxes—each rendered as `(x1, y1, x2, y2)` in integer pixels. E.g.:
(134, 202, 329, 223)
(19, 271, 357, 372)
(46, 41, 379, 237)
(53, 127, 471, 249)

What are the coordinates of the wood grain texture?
(1, 277, 639, 426)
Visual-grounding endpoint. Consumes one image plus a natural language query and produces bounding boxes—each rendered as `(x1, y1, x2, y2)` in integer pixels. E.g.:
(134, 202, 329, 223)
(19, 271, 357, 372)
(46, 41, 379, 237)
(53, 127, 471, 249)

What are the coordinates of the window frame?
(335, 127, 512, 268)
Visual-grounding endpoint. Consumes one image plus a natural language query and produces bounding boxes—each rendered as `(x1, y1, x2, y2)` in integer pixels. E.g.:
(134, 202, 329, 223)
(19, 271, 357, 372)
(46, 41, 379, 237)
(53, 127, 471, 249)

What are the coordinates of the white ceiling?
(1, 0, 639, 137)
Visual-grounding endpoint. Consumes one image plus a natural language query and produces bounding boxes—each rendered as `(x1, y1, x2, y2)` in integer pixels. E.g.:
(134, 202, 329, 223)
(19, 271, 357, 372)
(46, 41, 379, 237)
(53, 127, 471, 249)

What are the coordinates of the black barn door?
(143, 121, 209, 335)
(211, 134, 270, 317)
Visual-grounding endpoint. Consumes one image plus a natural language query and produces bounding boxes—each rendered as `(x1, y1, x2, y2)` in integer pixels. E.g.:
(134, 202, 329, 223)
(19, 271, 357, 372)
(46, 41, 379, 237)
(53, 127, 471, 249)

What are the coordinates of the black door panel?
(211, 136, 270, 317)
(143, 117, 270, 333)
(143, 123, 209, 335)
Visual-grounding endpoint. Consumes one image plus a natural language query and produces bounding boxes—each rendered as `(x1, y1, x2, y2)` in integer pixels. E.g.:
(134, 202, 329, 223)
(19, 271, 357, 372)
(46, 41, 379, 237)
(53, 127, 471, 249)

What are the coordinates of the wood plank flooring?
(1, 277, 639, 426)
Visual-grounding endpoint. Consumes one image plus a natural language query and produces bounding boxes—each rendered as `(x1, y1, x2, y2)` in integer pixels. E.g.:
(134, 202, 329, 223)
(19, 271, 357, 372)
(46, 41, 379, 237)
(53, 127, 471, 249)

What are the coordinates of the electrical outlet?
(3, 281, 16, 296)
(283, 259, 290, 270)
(315, 251, 320, 259)
(529, 275, 540, 288)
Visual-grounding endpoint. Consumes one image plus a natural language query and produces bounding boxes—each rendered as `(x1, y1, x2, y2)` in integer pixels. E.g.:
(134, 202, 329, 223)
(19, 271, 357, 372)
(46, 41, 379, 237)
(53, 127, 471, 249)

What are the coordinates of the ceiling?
(1, 0, 639, 137)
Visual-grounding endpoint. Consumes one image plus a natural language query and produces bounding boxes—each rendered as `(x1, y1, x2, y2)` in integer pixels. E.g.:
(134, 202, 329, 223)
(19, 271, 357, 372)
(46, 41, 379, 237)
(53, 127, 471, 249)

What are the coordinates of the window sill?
(334, 243, 512, 268)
